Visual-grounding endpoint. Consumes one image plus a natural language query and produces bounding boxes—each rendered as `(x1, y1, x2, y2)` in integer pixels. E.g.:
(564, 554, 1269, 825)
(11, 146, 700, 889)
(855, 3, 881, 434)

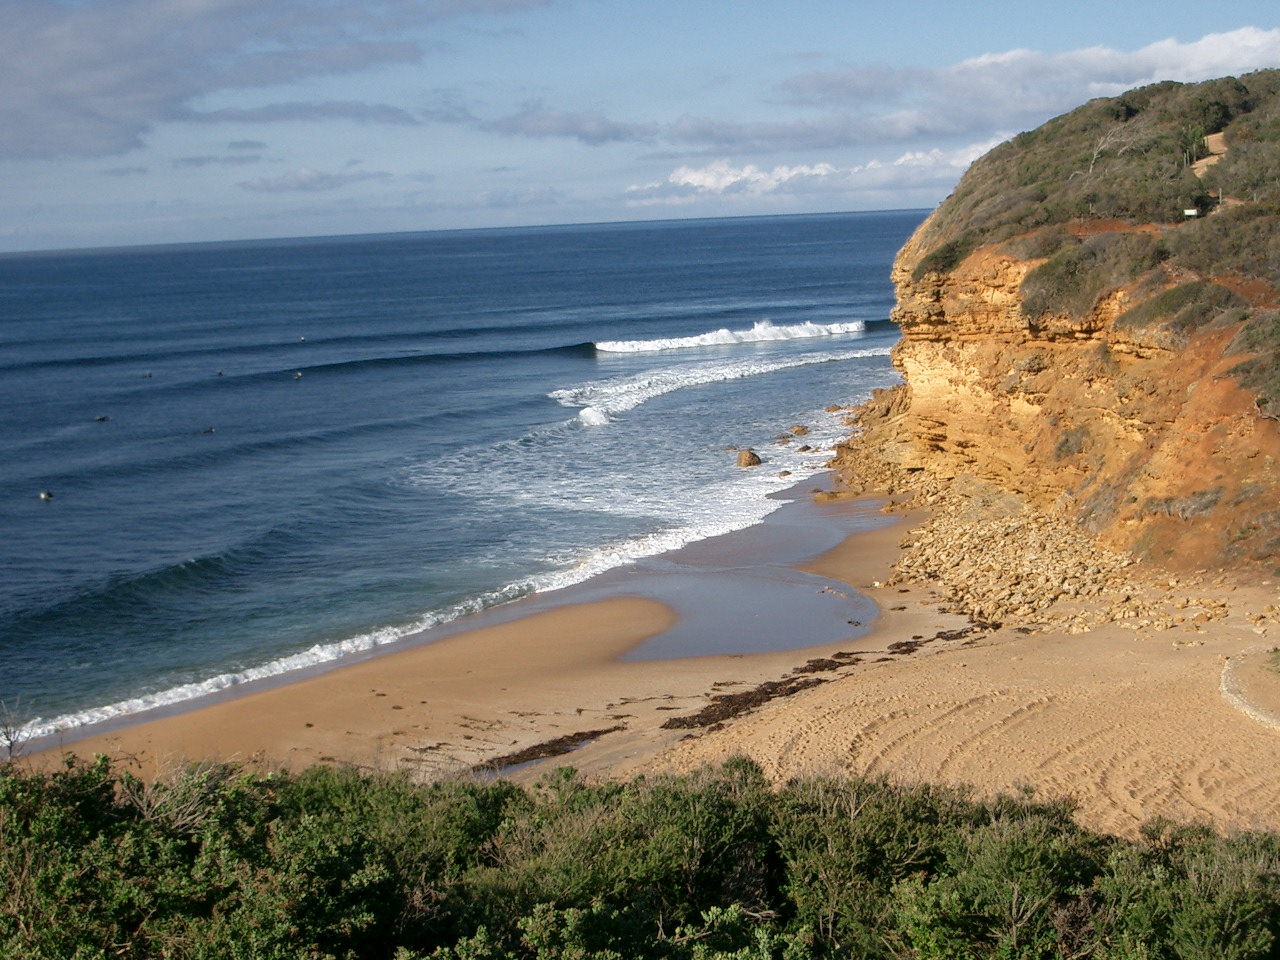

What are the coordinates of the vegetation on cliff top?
(4, 755, 1280, 959)
(909, 68, 1280, 412)
(913, 70, 1280, 276)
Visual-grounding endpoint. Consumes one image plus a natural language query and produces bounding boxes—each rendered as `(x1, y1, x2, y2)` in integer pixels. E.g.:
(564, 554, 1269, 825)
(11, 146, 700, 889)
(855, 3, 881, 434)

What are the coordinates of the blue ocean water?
(0, 210, 925, 739)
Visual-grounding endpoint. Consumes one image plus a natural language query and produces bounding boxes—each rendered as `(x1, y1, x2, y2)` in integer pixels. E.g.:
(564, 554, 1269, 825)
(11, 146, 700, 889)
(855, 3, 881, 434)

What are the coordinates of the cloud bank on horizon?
(2, 0, 1279, 251)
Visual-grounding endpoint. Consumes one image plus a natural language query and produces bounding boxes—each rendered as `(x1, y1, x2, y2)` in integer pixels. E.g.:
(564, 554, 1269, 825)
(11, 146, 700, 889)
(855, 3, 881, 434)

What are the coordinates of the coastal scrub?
(3, 756, 1279, 958)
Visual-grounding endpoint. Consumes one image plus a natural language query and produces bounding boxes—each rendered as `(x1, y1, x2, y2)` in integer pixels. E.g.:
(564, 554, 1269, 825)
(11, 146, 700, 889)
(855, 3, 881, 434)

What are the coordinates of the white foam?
(21, 504, 780, 744)
(23, 348, 894, 746)
(578, 406, 611, 427)
(596, 319, 865, 353)
(19, 585, 531, 743)
(21, 397, 868, 747)
(551, 347, 890, 420)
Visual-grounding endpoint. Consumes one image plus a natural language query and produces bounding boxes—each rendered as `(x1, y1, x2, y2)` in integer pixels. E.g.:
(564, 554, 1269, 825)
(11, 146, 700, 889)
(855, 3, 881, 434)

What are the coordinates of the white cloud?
(1102, 26, 1280, 85)
(454, 26, 1280, 225)
(542, 28, 1280, 162)
(446, 29, 1280, 158)
(775, 28, 1280, 147)
(474, 185, 564, 209)
(666, 160, 838, 195)
(483, 101, 659, 144)
(625, 140, 997, 211)
(191, 102, 422, 126)
(892, 136, 1007, 171)
(666, 114, 862, 152)
(174, 154, 262, 169)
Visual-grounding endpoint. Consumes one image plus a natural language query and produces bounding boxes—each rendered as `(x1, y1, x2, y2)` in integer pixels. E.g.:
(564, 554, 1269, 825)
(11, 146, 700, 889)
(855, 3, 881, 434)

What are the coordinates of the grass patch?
(912, 236, 976, 280)
(1142, 488, 1225, 519)
(1116, 280, 1247, 339)
(1054, 425, 1089, 460)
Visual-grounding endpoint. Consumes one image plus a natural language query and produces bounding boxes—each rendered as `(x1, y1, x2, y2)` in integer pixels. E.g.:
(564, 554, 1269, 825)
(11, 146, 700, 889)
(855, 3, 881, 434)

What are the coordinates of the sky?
(2, 1, 1280, 252)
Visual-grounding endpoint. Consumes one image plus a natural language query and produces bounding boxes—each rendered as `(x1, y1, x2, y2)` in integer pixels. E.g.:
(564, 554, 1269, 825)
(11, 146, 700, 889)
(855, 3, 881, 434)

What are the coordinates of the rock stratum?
(837, 70, 1280, 574)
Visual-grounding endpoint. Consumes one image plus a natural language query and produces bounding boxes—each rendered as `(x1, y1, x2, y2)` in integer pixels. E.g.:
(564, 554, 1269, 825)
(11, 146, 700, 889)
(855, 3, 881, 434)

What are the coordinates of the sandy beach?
(28, 494, 914, 778)
(29, 473, 1280, 840)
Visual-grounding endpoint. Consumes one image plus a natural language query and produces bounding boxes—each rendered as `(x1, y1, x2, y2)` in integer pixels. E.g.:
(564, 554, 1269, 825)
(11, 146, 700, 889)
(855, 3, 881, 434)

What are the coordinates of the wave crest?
(595, 319, 865, 353)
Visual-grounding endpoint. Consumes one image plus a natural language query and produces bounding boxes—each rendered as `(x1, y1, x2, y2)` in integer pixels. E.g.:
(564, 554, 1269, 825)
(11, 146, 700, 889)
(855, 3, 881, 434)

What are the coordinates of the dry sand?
(29, 486, 1280, 840)
(643, 574, 1280, 839)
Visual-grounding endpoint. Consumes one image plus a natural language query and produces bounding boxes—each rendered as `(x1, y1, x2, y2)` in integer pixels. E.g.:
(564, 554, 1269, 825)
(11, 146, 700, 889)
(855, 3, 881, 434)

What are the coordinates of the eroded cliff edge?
(836, 71, 1280, 573)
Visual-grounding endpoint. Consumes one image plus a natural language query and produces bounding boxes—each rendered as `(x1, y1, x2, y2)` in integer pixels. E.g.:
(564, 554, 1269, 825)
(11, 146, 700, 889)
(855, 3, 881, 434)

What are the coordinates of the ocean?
(0, 210, 926, 742)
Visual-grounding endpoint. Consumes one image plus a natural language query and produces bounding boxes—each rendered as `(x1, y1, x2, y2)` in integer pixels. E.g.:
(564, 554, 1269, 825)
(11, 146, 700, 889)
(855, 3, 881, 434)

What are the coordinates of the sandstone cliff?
(837, 71, 1280, 572)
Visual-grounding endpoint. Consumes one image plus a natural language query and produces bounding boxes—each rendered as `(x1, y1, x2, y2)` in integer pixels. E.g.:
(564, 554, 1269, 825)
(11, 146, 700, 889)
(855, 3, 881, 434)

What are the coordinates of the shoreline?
(26, 486, 920, 777)
(20, 476, 879, 751)
(24, 457, 1280, 839)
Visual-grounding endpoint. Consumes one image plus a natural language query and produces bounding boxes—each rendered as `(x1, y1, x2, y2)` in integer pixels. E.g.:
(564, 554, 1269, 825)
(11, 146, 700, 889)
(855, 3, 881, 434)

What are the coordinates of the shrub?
(770, 777, 978, 955)
(889, 812, 1107, 959)
(1229, 309, 1280, 414)
(3, 757, 1280, 958)
(913, 237, 976, 280)
(1095, 819, 1280, 960)
(459, 760, 777, 948)
(1163, 205, 1280, 290)
(1054, 426, 1089, 461)
(1020, 231, 1164, 322)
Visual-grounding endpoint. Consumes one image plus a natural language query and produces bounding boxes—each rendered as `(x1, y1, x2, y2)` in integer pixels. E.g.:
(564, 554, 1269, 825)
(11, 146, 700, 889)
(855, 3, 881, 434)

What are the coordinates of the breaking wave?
(595, 319, 865, 353)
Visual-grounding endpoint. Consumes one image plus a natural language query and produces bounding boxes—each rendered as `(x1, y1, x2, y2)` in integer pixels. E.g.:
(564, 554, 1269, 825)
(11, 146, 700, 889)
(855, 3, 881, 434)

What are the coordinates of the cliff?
(838, 71, 1280, 572)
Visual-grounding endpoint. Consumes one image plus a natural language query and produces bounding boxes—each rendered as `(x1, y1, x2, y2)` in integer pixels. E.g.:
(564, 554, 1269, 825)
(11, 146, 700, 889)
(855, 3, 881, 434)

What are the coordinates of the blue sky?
(2, 0, 1279, 252)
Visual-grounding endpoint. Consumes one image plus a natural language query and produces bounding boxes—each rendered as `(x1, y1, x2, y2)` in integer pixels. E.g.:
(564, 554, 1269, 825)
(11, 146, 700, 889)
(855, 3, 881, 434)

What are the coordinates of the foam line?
(596, 319, 865, 353)
(551, 346, 891, 424)
(21, 489, 789, 742)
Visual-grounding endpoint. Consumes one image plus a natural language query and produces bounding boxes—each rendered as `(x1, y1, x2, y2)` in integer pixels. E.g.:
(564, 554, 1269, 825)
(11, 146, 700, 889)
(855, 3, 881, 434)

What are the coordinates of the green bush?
(891, 814, 1105, 959)
(770, 777, 980, 955)
(1020, 232, 1164, 322)
(1163, 205, 1280, 290)
(456, 759, 777, 952)
(913, 237, 976, 280)
(1096, 819, 1280, 960)
(3, 756, 1280, 958)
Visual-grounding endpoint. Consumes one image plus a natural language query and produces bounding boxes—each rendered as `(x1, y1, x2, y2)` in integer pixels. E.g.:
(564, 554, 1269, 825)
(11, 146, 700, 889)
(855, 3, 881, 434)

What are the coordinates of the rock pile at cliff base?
(827, 403, 1274, 640)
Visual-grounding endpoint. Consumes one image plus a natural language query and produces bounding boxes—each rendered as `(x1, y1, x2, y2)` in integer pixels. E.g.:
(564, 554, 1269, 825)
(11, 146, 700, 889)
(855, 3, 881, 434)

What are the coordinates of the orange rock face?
(844, 214, 1280, 572)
